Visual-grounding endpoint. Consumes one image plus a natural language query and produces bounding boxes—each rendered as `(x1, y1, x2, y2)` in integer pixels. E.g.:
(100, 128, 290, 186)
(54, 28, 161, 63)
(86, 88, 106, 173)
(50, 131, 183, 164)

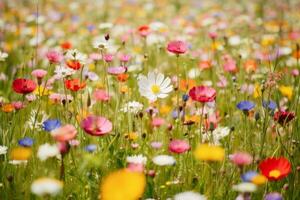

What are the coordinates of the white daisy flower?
(121, 101, 143, 114)
(228, 35, 241, 46)
(138, 72, 173, 101)
(174, 191, 207, 200)
(31, 177, 63, 197)
(232, 183, 257, 193)
(152, 155, 176, 166)
(65, 49, 87, 63)
(37, 143, 60, 161)
(202, 126, 230, 145)
(54, 65, 76, 79)
(0, 145, 8, 155)
(126, 154, 147, 165)
(0, 50, 8, 61)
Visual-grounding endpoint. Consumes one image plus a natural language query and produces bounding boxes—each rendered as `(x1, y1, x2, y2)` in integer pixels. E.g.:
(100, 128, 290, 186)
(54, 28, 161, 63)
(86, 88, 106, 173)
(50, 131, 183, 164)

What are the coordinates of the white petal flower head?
(138, 72, 173, 101)
(152, 155, 175, 166)
(126, 154, 147, 165)
(37, 143, 60, 161)
(232, 183, 257, 193)
(65, 49, 87, 63)
(121, 101, 143, 114)
(0, 145, 8, 155)
(0, 50, 8, 61)
(31, 177, 63, 197)
(54, 65, 76, 79)
(174, 191, 207, 200)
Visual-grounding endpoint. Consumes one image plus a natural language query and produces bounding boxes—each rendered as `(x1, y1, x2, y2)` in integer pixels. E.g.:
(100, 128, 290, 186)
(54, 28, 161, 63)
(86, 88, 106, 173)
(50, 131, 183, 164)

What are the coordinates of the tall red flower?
(138, 25, 150, 37)
(167, 40, 187, 55)
(259, 157, 291, 181)
(274, 111, 295, 126)
(60, 41, 72, 50)
(12, 78, 37, 94)
(66, 60, 81, 70)
(65, 79, 86, 91)
(189, 85, 216, 103)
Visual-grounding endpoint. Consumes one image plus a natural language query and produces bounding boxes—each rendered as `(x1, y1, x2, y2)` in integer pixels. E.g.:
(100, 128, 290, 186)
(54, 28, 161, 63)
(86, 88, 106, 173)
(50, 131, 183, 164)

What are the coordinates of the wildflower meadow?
(0, 0, 300, 199)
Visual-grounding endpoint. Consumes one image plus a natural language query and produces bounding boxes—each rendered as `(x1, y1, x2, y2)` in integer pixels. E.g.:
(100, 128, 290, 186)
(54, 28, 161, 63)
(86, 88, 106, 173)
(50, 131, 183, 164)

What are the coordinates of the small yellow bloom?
(100, 169, 146, 200)
(120, 85, 129, 94)
(160, 105, 171, 115)
(252, 175, 267, 185)
(89, 63, 96, 71)
(34, 86, 51, 96)
(253, 83, 261, 98)
(279, 85, 293, 100)
(10, 147, 32, 161)
(127, 132, 139, 140)
(194, 144, 225, 162)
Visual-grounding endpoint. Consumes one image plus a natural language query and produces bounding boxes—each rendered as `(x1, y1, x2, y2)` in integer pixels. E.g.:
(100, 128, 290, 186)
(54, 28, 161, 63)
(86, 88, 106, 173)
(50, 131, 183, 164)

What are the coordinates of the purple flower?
(236, 101, 255, 111)
(264, 192, 283, 200)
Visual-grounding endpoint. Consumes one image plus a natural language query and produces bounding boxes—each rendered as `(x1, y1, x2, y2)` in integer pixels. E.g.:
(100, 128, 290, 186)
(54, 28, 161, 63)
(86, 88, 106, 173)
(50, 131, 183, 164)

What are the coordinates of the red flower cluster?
(66, 60, 82, 70)
(12, 78, 37, 94)
(65, 79, 86, 91)
(274, 111, 295, 125)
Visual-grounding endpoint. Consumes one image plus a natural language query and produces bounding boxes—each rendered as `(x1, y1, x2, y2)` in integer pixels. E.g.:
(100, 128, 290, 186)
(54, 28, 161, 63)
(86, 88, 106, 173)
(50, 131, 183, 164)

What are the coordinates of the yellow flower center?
(269, 170, 281, 178)
(151, 85, 160, 94)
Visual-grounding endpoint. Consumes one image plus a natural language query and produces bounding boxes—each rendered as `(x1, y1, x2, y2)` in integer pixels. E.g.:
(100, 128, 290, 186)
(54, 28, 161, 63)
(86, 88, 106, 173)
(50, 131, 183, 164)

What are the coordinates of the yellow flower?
(89, 63, 96, 71)
(100, 169, 146, 200)
(34, 86, 51, 96)
(10, 147, 32, 161)
(194, 144, 225, 162)
(126, 132, 139, 141)
(279, 85, 293, 100)
(252, 174, 267, 185)
(160, 105, 171, 115)
(253, 83, 261, 98)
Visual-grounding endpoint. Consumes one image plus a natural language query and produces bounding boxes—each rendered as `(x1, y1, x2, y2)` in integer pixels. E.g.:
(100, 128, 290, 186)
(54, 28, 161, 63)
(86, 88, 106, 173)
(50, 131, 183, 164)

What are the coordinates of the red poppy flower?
(66, 60, 81, 70)
(65, 79, 86, 91)
(60, 41, 72, 50)
(12, 78, 37, 94)
(138, 25, 150, 37)
(274, 111, 295, 125)
(189, 85, 216, 103)
(117, 73, 129, 82)
(259, 157, 291, 181)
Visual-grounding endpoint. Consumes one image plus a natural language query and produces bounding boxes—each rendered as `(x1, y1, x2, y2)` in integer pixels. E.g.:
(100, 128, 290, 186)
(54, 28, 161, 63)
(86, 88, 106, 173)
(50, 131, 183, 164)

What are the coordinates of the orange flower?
(66, 60, 81, 70)
(179, 79, 196, 91)
(198, 60, 212, 70)
(2, 104, 14, 113)
(244, 60, 257, 72)
(259, 157, 291, 181)
(117, 73, 129, 82)
(65, 79, 86, 91)
(60, 41, 72, 50)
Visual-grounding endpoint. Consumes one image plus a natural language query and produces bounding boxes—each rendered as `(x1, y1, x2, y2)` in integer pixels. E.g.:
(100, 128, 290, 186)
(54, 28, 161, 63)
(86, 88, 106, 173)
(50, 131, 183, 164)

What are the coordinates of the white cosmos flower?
(121, 101, 143, 114)
(37, 143, 60, 161)
(174, 191, 207, 200)
(126, 154, 147, 165)
(54, 65, 76, 79)
(232, 183, 257, 193)
(65, 49, 87, 63)
(152, 155, 175, 166)
(0, 145, 8, 155)
(31, 177, 63, 197)
(202, 126, 230, 145)
(0, 50, 8, 61)
(138, 72, 173, 101)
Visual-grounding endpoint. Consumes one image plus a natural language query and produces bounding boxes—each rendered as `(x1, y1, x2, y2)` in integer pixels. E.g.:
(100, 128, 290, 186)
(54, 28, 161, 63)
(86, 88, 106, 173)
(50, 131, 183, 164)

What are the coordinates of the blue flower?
(85, 144, 97, 153)
(43, 119, 61, 132)
(262, 100, 277, 110)
(18, 137, 34, 147)
(182, 94, 189, 102)
(241, 171, 258, 182)
(236, 101, 255, 111)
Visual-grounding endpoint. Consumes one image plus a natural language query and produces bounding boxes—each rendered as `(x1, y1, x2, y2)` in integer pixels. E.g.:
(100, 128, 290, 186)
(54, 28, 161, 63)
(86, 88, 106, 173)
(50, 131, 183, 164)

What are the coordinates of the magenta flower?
(107, 66, 126, 75)
(189, 85, 216, 103)
(151, 117, 165, 127)
(81, 115, 112, 136)
(46, 50, 63, 64)
(104, 54, 114, 62)
(229, 152, 253, 166)
(31, 69, 48, 79)
(167, 40, 187, 55)
(168, 139, 190, 154)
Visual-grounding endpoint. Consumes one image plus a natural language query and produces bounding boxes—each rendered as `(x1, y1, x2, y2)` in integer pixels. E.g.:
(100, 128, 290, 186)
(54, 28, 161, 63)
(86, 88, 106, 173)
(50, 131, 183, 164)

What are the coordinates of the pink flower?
(58, 142, 70, 154)
(93, 89, 110, 102)
(229, 152, 253, 166)
(81, 115, 112, 136)
(127, 163, 144, 173)
(69, 139, 80, 147)
(104, 54, 114, 62)
(151, 117, 165, 127)
(223, 59, 237, 73)
(51, 124, 77, 142)
(208, 32, 218, 39)
(107, 66, 127, 75)
(168, 139, 190, 154)
(217, 75, 228, 88)
(291, 69, 299, 76)
(89, 53, 102, 61)
(46, 50, 63, 64)
(119, 54, 131, 63)
(31, 69, 48, 79)
(49, 93, 62, 103)
(150, 141, 162, 149)
(12, 101, 24, 110)
(189, 85, 216, 103)
(167, 40, 187, 55)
